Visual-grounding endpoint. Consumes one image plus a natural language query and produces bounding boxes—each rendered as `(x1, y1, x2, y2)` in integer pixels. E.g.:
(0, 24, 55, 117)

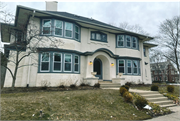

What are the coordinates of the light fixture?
(89, 61, 93, 65)
(111, 63, 114, 66)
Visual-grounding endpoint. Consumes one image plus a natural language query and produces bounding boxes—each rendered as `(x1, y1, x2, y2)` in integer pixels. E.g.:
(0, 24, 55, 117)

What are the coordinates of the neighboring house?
(151, 61, 179, 82)
(1, 2, 157, 87)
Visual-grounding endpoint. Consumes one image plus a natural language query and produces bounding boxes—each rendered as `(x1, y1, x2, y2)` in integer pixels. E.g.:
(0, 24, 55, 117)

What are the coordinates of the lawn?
(1, 89, 152, 120)
(131, 85, 180, 97)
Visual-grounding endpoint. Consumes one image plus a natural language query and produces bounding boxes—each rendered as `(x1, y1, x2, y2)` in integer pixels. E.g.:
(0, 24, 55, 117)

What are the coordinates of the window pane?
(42, 53, 49, 62)
(102, 35, 106, 41)
(75, 26, 79, 33)
(133, 61, 137, 67)
(126, 36, 131, 47)
(119, 60, 124, 66)
(43, 20, 51, 27)
(43, 27, 50, 34)
(55, 20, 62, 28)
(133, 37, 137, 48)
(75, 56, 78, 63)
(91, 33, 95, 39)
(118, 35, 124, 46)
(96, 33, 101, 40)
(75, 64, 78, 72)
(55, 28, 62, 35)
(54, 53, 61, 61)
(75, 33, 79, 40)
(65, 23, 72, 30)
(54, 63, 61, 71)
(134, 68, 137, 73)
(119, 67, 124, 73)
(41, 62, 49, 70)
(65, 55, 71, 62)
(128, 68, 131, 73)
(65, 63, 71, 71)
(65, 30, 72, 37)
(127, 60, 131, 67)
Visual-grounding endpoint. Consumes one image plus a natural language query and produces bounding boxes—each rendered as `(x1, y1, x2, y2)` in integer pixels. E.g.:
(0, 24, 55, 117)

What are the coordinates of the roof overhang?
(143, 43, 158, 48)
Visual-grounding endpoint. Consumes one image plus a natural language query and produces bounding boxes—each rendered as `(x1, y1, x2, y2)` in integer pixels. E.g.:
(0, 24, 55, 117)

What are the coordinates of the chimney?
(46, 1, 58, 11)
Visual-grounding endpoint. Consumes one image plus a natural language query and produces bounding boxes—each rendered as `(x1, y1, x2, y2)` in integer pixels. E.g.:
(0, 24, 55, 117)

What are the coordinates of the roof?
(143, 43, 158, 48)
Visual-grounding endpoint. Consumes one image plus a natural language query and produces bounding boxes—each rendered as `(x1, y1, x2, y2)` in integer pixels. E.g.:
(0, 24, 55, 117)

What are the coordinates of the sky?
(0, 1, 180, 38)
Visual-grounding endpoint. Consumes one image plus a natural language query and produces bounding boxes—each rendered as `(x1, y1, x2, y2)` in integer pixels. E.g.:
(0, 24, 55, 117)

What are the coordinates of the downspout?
(141, 36, 148, 83)
(27, 10, 36, 87)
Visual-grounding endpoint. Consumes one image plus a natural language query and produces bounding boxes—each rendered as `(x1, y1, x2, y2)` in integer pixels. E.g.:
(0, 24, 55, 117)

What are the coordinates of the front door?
(93, 58, 102, 79)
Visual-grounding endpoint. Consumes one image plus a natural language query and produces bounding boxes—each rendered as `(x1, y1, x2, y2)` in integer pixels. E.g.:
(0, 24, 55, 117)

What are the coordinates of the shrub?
(121, 85, 129, 91)
(58, 85, 65, 88)
(70, 84, 76, 88)
(151, 85, 159, 91)
(123, 91, 133, 102)
(125, 82, 132, 87)
(134, 95, 148, 110)
(41, 86, 47, 90)
(167, 85, 174, 93)
(80, 83, 86, 86)
(119, 87, 127, 96)
(94, 83, 100, 88)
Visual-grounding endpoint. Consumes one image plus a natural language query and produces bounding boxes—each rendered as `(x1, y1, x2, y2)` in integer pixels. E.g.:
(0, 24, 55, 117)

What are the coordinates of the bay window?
(132, 37, 137, 48)
(53, 53, 62, 72)
(74, 55, 79, 72)
(65, 22, 73, 38)
(64, 54, 72, 72)
(127, 60, 132, 74)
(55, 20, 63, 36)
(41, 52, 50, 72)
(119, 60, 125, 73)
(42, 19, 51, 35)
(75, 25, 79, 41)
(126, 35, 131, 47)
(133, 60, 138, 74)
(117, 35, 124, 47)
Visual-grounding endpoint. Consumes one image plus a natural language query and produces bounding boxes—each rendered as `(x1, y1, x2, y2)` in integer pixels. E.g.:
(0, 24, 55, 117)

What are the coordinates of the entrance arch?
(93, 58, 102, 79)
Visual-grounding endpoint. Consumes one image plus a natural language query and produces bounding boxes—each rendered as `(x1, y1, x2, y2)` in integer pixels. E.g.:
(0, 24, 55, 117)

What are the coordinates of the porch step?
(159, 104, 177, 108)
(100, 83, 121, 88)
(147, 97, 168, 102)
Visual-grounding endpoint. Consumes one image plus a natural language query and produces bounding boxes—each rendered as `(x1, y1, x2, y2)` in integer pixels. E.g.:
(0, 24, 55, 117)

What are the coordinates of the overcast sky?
(1, 1, 180, 37)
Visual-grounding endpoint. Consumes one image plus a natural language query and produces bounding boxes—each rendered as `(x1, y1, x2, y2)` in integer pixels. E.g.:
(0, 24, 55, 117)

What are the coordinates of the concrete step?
(100, 83, 121, 88)
(159, 104, 177, 108)
(153, 100, 173, 105)
(140, 94, 164, 98)
(136, 91, 160, 95)
(99, 81, 112, 84)
(147, 97, 168, 102)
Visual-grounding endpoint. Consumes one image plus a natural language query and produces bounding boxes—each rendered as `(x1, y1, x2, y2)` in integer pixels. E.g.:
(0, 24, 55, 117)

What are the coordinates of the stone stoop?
(99, 81, 121, 88)
(130, 90, 177, 108)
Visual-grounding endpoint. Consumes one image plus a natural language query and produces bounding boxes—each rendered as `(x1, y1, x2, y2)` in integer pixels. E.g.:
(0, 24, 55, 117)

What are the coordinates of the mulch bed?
(1, 86, 100, 94)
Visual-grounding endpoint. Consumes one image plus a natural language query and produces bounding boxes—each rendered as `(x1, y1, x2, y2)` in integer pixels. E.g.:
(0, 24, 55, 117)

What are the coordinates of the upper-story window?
(116, 35, 139, 50)
(65, 22, 73, 38)
(117, 35, 124, 47)
(91, 31, 107, 42)
(143, 46, 146, 57)
(41, 19, 80, 42)
(42, 19, 51, 35)
(55, 20, 63, 36)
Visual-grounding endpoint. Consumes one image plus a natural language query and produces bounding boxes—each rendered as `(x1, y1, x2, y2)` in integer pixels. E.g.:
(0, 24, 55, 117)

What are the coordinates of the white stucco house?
(1, 2, 157, 87)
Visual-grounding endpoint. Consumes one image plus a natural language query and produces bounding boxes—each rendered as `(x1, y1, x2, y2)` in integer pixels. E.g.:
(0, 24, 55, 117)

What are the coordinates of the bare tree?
(119, 22, 149, 36)
(1, 10, 63, 89)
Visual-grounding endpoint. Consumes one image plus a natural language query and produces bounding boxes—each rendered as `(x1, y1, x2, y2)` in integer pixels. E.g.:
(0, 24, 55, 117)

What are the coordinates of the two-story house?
(1, 2, 157, 87)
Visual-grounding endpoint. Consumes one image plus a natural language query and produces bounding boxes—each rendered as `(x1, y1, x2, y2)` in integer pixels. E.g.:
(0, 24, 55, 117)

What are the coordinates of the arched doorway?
(93, 58, 102, 79)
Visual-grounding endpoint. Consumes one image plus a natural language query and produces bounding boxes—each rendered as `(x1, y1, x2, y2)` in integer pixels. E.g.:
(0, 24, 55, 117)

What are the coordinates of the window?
(64, 54, 72, 72)
(119, 60, 125, 73)
(143, 47, 146, 57)
(65, 22, 73, 38)
(133, 60, 138, 74)
(55, 20, 63, 36)
(117, 35, 124, 47)
(15, 31, 23, 42)
(74, 55, 79, 72)
(91, 32, 107, 42)
(132, 37, 137, 48)
(53, 53, 62, 72)
(126, 35, 131, 47)
(41, 53, 50, 72)
(42, 19, 51, 35)
(75, 26, 79, 41)
(127, 60, 132, 73)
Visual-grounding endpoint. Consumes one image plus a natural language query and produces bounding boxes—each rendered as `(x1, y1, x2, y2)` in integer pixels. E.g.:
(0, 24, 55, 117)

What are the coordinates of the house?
(151, 61, 179, 82)
(1, 2, 157, 87)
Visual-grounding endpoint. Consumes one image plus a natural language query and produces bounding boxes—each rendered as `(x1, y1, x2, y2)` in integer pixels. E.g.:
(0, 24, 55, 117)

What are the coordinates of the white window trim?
(40, 52, 50, 72)
(126, 35, 131, 48)
(64, 22, 73, 38)
(74, 55, 79, 73)
(53, 53, 62, 72)
(54, 20, 63, 36)
(118, 59, 125, 74)
(42, 19, 51, 35)
(133, 60, 138, 74)
(132, 37, 137, 48)
(75, 25, 79, 41)
(117, 35, 124, 47)
(127, 60, 132, 74)
(64, 54, 72, 72)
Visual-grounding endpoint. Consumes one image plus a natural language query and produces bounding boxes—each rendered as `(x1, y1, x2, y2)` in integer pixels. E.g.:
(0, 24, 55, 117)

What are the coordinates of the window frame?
(75, 25, 80, 41)
(53, 52, 62, 72)
(117, 35, 124, 47)
(143, 47, 146, 57)
(126, 35, 131, 48)
(64, 54, 72, 72)
(133, 60, 138, 74)
(40, 52, 50, 72)
(74, 55, 79, 73)
(132, 37, 137, 49)
(118, 59, 125, 74)
(64, 22, 73, 38)
(42, 19, 51, 35)
(54, 20, 63, 36)
(127, 60, 132, 74)
(90, 31, 107, 42)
